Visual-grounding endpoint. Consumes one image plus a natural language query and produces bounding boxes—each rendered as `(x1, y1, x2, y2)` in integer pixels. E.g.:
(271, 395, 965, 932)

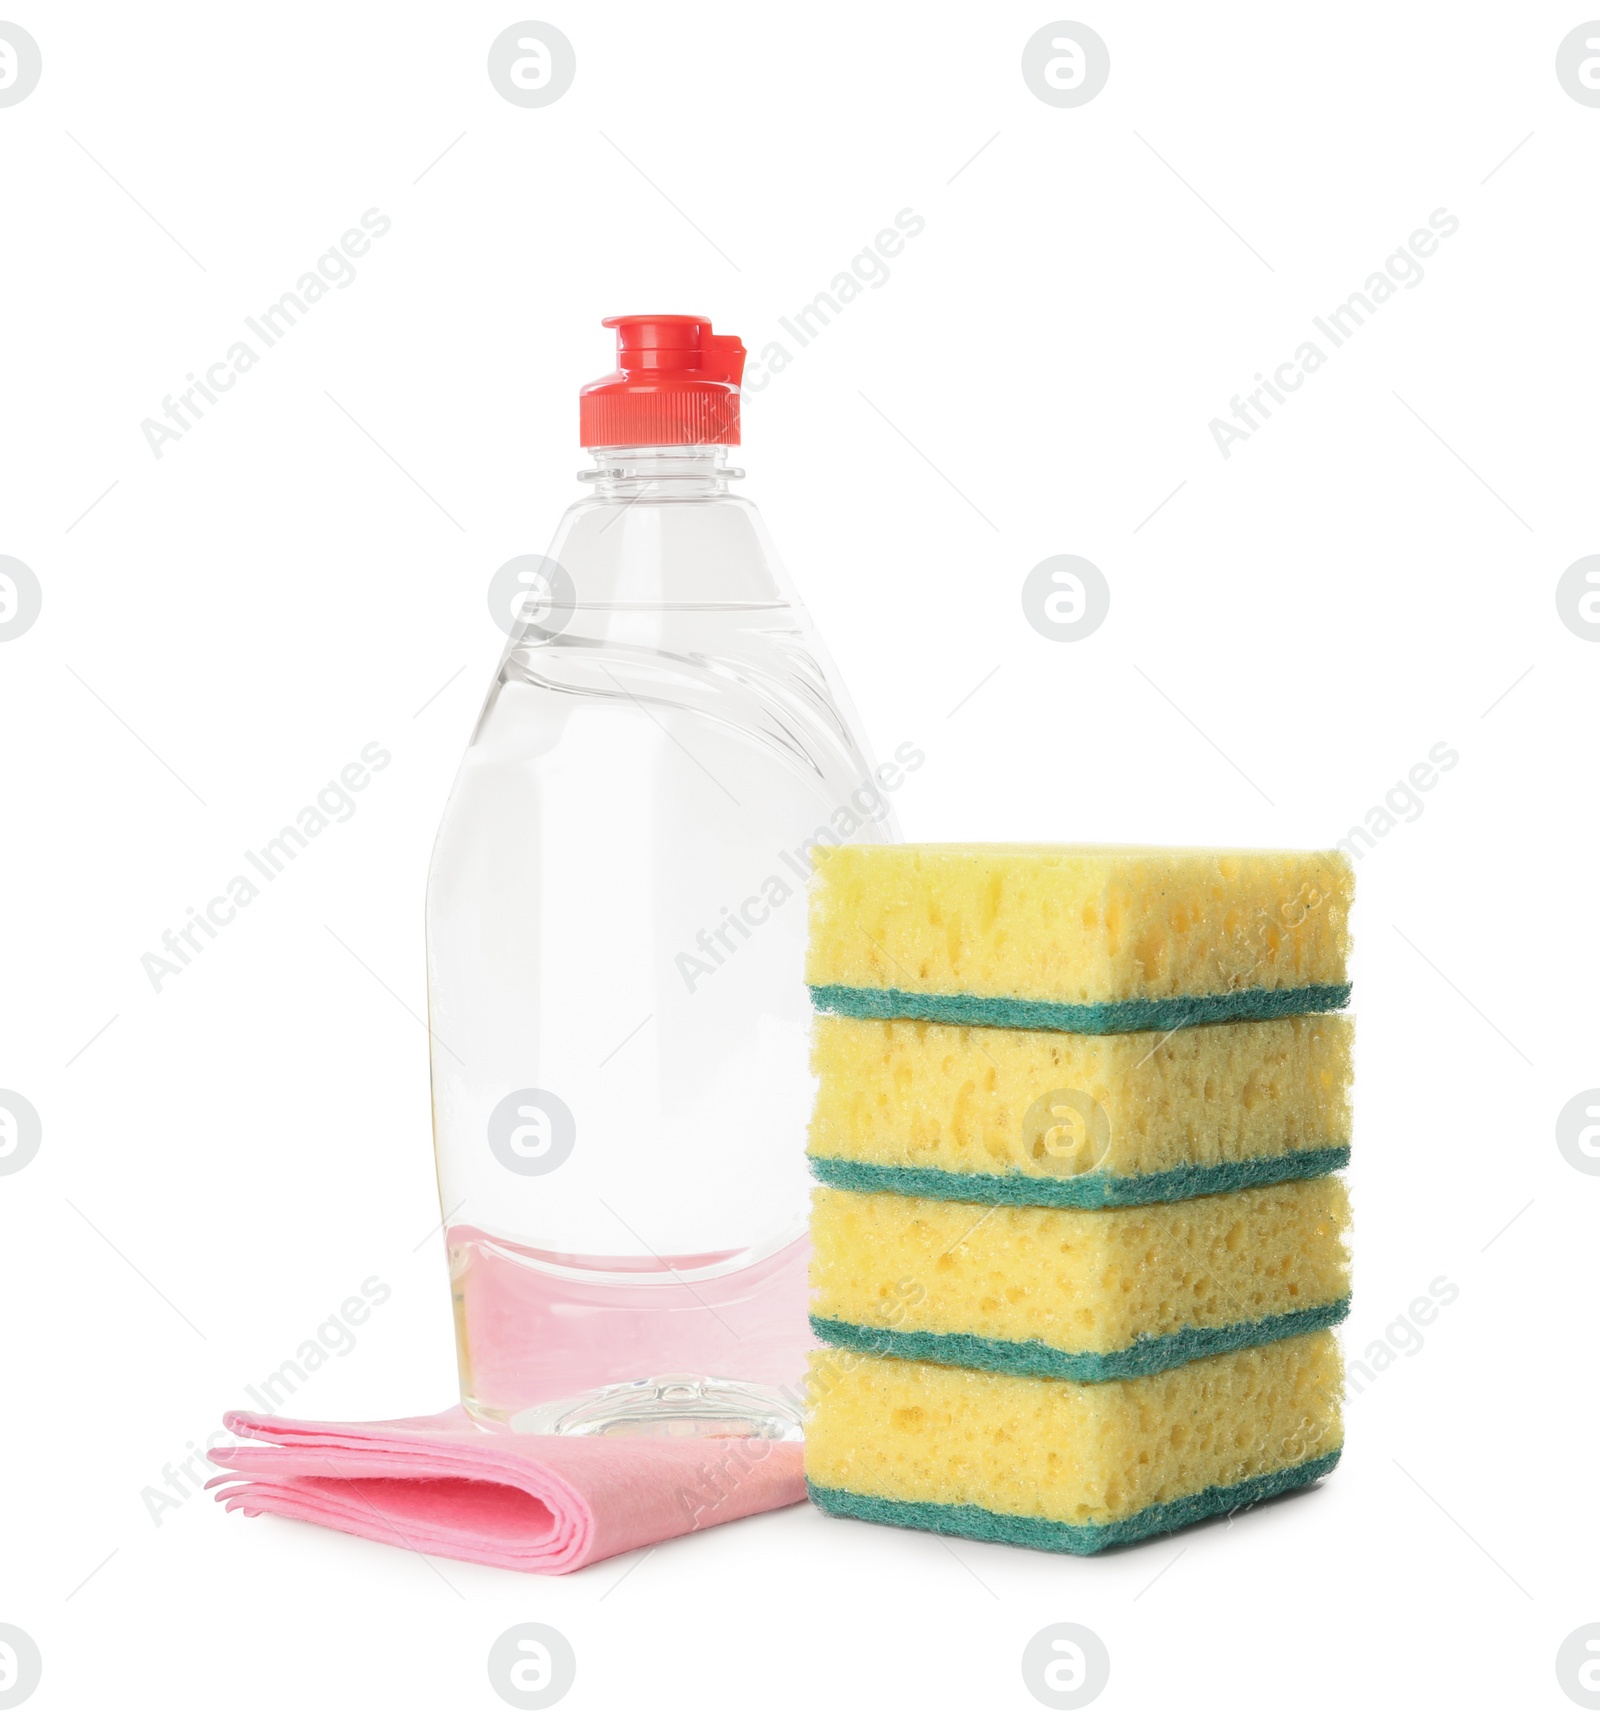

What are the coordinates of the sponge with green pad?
(805, 1331, 1343, 1553)
(806, 844, 1351, 1033)
(809, 1013, 1351, 1208)
(809, 1177, 1350, 1380)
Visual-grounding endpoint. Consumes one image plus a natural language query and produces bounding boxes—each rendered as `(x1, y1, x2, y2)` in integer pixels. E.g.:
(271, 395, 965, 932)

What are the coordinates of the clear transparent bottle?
(425, 317, 897, 1438)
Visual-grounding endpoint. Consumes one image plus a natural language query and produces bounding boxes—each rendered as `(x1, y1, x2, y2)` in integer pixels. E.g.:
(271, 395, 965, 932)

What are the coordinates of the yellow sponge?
(809, 1177, 1350, 1379)
(809, 1013, 1352, 1206)
(804, 1332, 1343, 1552)
(806, 844, 1352, 1032)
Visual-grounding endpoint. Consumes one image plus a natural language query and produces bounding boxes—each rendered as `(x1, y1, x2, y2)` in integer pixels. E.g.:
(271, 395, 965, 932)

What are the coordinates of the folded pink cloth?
(208, 1408, 806, 1574)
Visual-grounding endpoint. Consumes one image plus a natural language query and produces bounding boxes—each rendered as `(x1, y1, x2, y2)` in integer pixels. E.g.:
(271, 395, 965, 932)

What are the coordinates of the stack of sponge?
(802, 844, 1353, 1554)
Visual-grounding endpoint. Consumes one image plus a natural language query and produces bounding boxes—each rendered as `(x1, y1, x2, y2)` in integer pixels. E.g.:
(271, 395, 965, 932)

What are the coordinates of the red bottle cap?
(579, 315, 746, 448)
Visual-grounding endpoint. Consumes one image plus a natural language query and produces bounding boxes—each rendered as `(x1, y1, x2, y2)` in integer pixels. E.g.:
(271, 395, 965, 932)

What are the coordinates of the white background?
(3, 1, 1596, 1724)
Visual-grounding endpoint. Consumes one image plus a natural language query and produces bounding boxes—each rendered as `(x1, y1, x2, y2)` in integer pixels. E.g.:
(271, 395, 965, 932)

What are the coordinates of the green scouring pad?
(806, 1451, 1342, 1554)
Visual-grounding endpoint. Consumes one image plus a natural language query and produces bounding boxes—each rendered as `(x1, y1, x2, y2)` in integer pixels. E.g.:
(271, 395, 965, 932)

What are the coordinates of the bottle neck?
(580, 445, 744, 500)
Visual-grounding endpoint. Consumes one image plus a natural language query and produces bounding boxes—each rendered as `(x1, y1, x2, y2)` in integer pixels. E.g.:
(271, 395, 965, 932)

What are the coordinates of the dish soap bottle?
(426, 315, 898, 1438)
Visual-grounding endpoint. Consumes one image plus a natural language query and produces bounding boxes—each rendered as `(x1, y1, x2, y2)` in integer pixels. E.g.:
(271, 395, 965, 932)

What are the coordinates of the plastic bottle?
(426, 315, 898, 1438)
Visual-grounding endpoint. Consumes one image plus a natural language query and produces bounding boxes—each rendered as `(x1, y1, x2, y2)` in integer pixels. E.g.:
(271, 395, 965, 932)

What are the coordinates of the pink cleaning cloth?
(207, 1408, 806, 1574)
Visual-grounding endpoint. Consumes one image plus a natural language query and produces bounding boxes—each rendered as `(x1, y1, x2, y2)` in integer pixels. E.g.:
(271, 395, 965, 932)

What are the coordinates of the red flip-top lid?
(579, 315, 746, 448)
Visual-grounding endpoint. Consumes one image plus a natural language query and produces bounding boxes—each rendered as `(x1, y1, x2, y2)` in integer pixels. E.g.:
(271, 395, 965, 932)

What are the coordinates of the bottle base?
(483, 1374, 804, 1440)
